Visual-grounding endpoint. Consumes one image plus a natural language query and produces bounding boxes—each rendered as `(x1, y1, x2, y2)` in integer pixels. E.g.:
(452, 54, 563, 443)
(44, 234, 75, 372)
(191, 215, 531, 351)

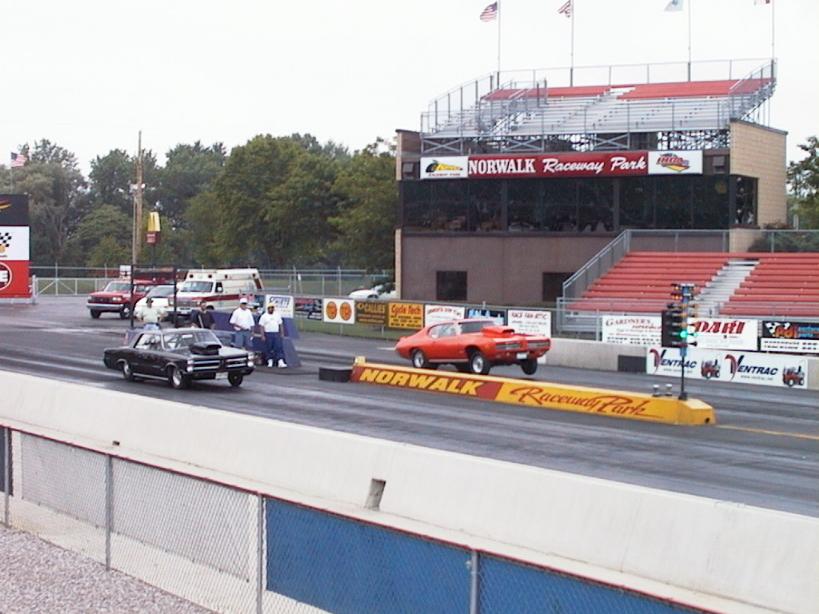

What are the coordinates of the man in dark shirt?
(193, 300, 215, 329)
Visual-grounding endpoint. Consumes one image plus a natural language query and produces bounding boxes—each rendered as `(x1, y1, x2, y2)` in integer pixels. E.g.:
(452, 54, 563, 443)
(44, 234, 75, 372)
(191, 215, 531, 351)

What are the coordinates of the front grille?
(191, 356, 248, 372)
(225, 357, 248, 369)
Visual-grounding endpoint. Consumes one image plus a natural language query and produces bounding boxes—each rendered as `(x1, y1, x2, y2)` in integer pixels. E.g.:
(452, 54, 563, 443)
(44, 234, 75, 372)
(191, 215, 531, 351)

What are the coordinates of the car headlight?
(247, 357, 255, 368)
(186, 359, 195, 373)
(112, 296, 122, 302)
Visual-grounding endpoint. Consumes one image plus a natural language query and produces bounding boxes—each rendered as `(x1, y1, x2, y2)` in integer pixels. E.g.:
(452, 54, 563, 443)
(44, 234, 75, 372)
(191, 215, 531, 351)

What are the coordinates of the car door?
(133, 332, 163, 377)
(434, 323, 467, 361)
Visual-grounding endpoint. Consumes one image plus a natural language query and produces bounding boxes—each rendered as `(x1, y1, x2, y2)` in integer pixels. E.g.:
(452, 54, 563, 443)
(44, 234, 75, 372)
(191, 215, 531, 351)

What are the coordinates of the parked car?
(87, 279, 157, 319)
(349, 282, 396, 300)
(103, 328, 254, 389)
(394, 318, 551, 375)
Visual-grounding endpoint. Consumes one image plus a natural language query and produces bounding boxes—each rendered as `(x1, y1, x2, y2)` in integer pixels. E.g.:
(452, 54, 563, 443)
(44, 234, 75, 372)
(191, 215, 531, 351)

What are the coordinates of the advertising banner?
(351, 362, 714, 425)
(760, 320, 819, 354)
(387, 302, 424, 329)
(466, 307, 506, 325)
(690, 318, 758, 351)
(647, 150, 704, 175)
(420, 157, 469, 179)
(467, 151, 649, 179)
(264, 294, 294, 318)
(323, 298, 356, 324)
(0, 194, 30, 226)
(507, 309, 552, 336)
(424, 304, 466, 326)
(603, 316, 757, 350)
(0, 261, 30, 297)
(294, 297, 323, 320)
(646, 347, 808, 389)
(0, 226, 30, 260)
(602, 315, 661, 346)
(355, 301, 388, 326)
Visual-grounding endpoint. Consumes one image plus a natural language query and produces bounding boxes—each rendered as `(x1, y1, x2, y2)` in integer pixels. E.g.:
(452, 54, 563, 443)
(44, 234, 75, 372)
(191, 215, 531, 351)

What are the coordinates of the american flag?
(480, 2, 498, 22)
(10, 152, 27, 168)
(558, 0, 572, 18)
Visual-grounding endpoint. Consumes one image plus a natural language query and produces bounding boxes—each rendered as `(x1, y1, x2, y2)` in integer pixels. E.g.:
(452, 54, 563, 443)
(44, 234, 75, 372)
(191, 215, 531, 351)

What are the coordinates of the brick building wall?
(730, 120, 787, 226)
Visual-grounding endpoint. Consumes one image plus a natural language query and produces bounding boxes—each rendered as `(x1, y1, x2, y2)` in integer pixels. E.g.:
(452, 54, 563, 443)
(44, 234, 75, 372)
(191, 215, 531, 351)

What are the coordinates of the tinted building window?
(694, 177, 730, 229)
(655, 176, 694, 229)
(437, 271, 467, 301)
(467, 181, 503, 231)
(620, 177, 654, 228)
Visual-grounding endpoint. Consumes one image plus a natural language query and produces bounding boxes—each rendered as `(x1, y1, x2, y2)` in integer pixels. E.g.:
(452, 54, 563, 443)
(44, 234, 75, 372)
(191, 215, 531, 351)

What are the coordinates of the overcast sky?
(2, 0, 816, 173)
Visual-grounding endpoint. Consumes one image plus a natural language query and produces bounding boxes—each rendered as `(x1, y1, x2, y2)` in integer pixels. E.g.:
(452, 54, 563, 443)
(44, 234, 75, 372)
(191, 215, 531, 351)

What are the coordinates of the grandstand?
(394, 59, 791, 308)
(420, 60, 775, 154)
(565, 251, 819, 319)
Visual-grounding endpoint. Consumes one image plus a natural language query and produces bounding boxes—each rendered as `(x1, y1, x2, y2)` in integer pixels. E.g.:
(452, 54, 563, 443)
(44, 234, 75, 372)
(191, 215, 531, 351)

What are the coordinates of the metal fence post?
(256, 495, 264, 614)
(469, 550, 479, 614)
(3, 428, 10, 527)
(105, 454, 113, 570)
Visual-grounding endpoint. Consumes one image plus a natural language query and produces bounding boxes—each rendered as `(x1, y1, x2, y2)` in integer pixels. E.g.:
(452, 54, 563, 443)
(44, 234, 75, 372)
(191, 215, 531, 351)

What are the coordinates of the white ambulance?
(175, 268, 263, 316)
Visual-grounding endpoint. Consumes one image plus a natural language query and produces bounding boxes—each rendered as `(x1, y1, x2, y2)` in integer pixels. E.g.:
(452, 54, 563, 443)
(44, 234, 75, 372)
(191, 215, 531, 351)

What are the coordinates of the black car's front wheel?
(468, 350, 491, 375)
(520, 358, 538, 375)
(228, 373, 243, 387)
(168, 365, 190, 390)
(120, 360, 136, 381)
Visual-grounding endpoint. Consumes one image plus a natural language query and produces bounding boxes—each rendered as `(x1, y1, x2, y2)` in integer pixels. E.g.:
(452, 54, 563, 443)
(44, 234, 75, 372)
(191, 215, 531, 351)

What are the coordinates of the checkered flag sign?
(0, 231, 11, 254)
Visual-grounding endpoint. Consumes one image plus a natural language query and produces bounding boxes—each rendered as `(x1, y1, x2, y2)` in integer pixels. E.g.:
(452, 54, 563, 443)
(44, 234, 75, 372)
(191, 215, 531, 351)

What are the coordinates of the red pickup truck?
(87, 279, 156, 319)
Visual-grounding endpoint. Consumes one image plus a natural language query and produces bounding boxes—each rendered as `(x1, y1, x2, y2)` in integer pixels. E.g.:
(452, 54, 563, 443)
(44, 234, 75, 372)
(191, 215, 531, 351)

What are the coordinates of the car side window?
(215, 282, 223, 293)
(428, 325, 442, 339)
(136, 333, 161, 350)
(437, 323, 455, 338)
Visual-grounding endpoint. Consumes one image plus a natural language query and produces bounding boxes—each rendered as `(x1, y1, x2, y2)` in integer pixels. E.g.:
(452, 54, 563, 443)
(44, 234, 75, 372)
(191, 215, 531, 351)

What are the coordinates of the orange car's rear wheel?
(411, 349, 437, 370)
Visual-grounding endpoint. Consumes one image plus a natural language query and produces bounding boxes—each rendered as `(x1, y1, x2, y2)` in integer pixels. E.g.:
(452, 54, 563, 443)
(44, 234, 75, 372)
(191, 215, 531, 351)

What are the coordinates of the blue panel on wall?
(479, 554, 699, 613)
(265, 498, 470, 614)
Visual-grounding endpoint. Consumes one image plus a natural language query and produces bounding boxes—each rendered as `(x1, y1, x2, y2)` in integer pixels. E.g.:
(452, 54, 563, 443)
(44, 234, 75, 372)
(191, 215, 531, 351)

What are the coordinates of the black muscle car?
(103, 328, 254, 389)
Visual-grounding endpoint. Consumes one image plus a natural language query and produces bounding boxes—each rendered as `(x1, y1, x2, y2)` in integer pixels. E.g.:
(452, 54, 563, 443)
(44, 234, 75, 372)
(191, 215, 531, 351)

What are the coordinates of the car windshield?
(103, 281, 130, 293)
(163, 330, 221, 350)
(459, 320, 495, 334)
(146, 285, 175, 298)
(179, 281, 214, 293)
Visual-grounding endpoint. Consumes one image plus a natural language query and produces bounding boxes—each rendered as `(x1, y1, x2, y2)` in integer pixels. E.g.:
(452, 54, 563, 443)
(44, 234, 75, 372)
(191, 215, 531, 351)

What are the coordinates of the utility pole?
(131, 131, 144, 264)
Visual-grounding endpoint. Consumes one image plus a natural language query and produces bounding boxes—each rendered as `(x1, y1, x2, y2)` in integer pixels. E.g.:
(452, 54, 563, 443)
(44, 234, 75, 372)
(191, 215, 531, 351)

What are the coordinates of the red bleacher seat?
(567, 251, 819, 317)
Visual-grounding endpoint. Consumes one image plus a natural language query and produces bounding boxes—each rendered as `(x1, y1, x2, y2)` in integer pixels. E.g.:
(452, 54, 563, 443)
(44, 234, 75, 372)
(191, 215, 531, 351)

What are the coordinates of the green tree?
(330, 139, 397, 270)
(14, 140, 86, 264)
(788, 136, 819, 229)
(68, 204, 131, 267)
(210, 134, 340, 265)
(158, 142, 226, 229)
(88, 149, 133, 214)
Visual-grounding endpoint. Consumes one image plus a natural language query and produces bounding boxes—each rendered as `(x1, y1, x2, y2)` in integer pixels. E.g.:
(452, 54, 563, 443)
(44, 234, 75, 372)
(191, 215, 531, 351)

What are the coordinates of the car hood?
(90, 291, 130, 299)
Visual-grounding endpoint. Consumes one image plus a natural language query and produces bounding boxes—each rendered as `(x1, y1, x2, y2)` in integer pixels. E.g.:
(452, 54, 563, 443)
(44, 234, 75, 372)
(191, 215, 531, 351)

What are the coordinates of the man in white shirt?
(229, 297, 255, 349)
(136, 297, 164, 330)
(259, 303, 287, 367)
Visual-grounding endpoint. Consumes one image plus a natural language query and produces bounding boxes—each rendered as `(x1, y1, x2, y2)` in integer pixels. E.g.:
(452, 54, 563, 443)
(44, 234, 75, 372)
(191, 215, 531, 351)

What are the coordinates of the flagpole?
(771, 0, 775, 61)
(687, 0, 692, 81)
(570, 2, 575, 86)
(497, 1, 502, 85)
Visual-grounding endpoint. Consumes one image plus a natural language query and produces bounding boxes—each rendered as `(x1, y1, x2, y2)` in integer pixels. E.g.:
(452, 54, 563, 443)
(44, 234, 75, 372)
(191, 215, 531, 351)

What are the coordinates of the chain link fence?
(1, 425, 704, 613)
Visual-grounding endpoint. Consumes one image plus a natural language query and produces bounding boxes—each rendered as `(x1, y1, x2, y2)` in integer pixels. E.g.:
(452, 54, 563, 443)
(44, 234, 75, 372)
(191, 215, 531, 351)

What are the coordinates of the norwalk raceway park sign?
(350, 360, 715, 425)
(420, 150, 702, 180)
(647, 347, 808, 389)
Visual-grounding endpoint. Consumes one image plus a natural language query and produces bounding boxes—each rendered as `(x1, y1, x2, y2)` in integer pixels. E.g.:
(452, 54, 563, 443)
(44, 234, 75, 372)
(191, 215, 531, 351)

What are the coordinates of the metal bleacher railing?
(420, 58, 775, 154)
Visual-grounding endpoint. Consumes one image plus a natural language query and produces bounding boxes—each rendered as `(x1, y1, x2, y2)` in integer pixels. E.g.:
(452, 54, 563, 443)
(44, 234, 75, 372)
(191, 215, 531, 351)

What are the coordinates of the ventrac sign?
(420, 151, 702, 180)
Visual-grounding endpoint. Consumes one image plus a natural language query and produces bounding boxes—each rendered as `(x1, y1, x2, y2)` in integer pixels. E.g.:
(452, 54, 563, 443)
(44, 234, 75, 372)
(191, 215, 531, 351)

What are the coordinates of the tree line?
(0, 134, 397, 271)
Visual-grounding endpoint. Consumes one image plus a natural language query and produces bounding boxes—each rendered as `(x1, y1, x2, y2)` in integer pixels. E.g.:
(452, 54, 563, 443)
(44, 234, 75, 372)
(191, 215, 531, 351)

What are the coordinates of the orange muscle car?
(394, 318, 551, 375)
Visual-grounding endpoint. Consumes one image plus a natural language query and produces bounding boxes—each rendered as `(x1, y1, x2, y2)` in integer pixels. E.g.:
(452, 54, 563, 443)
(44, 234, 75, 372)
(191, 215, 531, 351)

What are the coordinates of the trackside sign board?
(604, 316, 758, 351)
(760, 320, 819, 354)
(420, 151, 703, 180)
(646, 347, 808, 389)
(351, 361, 715, 425)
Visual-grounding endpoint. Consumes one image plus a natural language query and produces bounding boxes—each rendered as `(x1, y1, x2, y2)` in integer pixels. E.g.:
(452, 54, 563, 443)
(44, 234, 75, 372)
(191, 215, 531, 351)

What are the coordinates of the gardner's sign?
(421, 151, 704, 180)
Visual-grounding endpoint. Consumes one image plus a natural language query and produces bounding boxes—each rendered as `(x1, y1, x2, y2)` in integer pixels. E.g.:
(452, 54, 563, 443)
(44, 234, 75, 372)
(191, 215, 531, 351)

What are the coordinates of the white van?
(175, 268, 263, 316)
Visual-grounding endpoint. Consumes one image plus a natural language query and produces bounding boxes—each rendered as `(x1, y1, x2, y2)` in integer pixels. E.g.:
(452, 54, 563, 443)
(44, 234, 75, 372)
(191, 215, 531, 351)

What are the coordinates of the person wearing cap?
(136, 297, 164, 330)
(229, 297, 255, 349)
(259, 302, 287, 368)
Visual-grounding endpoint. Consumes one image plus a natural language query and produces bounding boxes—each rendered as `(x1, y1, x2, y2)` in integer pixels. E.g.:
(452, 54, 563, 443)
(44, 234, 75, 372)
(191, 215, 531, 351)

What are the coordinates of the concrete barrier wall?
(3, 370, 817, 613)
